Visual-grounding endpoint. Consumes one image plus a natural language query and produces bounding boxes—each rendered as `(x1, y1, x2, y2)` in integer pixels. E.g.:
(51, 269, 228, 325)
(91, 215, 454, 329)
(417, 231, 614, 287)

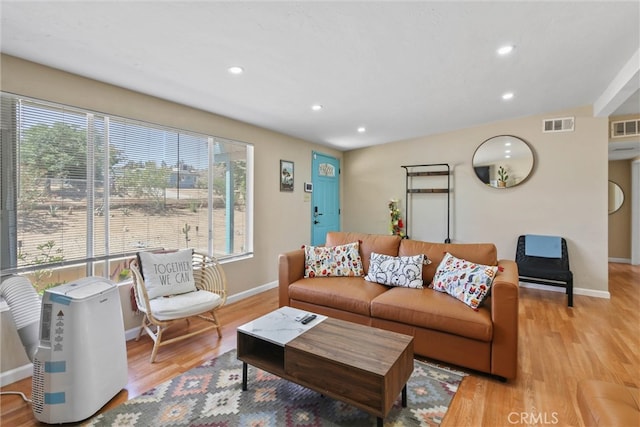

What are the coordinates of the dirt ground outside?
(16, 188, 246, 290)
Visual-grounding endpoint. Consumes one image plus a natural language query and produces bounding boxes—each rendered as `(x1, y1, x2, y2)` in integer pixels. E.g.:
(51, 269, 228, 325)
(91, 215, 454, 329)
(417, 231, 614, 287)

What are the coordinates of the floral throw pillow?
(365, 252, 429, 288)
(304, 242, 364, 278)
(431, 252, 498, 310)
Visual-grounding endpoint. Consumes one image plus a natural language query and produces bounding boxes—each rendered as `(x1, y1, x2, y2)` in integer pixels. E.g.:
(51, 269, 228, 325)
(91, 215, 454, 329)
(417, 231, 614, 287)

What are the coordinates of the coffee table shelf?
(237, 332, 285, 376)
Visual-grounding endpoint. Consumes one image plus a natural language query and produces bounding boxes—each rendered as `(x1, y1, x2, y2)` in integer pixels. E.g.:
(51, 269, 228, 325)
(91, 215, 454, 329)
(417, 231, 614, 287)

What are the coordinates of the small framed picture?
(280, 160, 294, 192)
(304, 182, 313, 193)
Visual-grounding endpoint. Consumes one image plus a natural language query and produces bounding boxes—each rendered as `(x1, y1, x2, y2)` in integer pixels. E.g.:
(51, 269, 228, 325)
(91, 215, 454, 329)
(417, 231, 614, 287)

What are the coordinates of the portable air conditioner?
(31, 277, 128, 424)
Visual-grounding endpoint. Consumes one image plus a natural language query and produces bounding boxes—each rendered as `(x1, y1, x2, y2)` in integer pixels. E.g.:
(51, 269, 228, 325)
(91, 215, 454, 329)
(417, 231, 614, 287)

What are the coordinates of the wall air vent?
(542, 117, 575, 133)
(611, 119, 640, 138)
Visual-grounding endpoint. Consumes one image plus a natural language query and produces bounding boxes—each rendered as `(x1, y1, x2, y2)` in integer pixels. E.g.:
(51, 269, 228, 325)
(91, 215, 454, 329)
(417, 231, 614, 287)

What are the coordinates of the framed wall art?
(280, 160, 294, 192)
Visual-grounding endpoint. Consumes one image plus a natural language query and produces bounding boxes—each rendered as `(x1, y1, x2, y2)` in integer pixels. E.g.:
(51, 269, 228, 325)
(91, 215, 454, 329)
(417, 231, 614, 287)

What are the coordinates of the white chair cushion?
(148, 290, 222, 321)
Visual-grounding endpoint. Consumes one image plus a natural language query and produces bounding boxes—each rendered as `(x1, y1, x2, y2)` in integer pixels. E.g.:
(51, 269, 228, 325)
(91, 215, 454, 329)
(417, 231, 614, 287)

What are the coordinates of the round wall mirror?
(472, 135, 534, 188)
(608, 181, 624, 214)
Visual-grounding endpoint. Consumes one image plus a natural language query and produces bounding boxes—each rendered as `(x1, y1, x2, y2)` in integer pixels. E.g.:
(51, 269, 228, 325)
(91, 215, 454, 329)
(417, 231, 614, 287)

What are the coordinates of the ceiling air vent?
(542, 117, 575, 133)
(611, 119, 640, 138)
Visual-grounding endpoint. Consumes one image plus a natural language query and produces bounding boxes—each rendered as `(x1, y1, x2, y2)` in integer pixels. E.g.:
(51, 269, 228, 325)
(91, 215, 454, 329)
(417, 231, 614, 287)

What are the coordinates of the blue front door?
(311, 152, 340, 245)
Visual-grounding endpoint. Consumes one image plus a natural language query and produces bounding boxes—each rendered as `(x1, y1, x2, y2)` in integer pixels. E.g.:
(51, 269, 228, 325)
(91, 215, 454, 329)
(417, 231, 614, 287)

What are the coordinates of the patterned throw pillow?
(365, 252, 428, 288)
(432, 252, 498, 310)
(304, 242, 364, 278)
(137, 249, 197, 299)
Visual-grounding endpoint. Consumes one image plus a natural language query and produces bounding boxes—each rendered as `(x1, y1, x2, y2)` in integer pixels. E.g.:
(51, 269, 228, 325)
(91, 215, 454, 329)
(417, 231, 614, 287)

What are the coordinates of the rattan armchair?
(129, 250, 227, 362)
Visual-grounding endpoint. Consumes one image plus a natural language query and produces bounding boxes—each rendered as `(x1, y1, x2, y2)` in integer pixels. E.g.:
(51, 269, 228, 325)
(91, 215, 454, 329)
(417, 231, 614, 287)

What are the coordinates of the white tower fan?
(31, 277, 128, 424)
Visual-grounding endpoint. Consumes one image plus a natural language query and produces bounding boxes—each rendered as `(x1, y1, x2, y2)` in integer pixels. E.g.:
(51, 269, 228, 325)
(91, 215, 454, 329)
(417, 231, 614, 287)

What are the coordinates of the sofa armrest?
(278, 249, 305, 307)
(490, 259, 519, 379)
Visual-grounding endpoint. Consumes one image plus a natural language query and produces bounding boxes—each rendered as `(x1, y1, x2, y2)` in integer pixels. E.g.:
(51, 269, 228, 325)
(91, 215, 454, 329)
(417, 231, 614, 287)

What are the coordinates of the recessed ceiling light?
(497, 45, 515, 55)
(502, 92, 514, 100)
(311, 104, 323, 111)
(228, 66, 244, 75)
(357, 127, 366, 133)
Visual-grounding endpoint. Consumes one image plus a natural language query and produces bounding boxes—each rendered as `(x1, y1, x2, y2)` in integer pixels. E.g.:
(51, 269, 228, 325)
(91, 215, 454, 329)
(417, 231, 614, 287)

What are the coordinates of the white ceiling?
(1, 1, 639, 152)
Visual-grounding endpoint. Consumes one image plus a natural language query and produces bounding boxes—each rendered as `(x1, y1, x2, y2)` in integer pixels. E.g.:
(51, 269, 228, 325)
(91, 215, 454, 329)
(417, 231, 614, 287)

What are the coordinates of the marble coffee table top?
(237, 306, 327, 346)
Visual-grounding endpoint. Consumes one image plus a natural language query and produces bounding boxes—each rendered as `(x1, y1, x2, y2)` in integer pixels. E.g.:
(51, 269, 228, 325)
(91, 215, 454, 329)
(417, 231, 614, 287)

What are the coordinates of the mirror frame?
(472, 135, 535, 189)
(608, 180, 625, 214)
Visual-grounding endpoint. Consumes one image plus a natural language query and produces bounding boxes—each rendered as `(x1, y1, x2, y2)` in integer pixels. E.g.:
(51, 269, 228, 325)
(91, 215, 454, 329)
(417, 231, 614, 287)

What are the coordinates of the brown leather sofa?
(577, 380, 640, 426)
(278, 231, 519, 380)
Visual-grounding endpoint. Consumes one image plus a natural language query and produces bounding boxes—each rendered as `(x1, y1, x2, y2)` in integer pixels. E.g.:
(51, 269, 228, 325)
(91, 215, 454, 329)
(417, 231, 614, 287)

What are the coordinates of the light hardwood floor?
(2, 262, 638, 426)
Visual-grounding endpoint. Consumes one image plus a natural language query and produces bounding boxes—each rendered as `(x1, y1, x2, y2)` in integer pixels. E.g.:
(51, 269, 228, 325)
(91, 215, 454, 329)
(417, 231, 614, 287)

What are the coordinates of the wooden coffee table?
(237, 306, 414, 426)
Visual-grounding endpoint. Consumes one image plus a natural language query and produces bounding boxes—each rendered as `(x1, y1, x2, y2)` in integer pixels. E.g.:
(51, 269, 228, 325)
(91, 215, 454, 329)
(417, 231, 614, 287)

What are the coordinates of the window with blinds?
(0, 93, 253, 292)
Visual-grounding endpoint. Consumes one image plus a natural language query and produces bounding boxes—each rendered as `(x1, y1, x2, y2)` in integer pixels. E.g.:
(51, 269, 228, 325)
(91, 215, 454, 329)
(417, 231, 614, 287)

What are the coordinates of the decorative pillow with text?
(304, 242, 364, 278)
(431, 252, 498, 310)
(137, 249, 197, 299)
(365, 252, 429, 288)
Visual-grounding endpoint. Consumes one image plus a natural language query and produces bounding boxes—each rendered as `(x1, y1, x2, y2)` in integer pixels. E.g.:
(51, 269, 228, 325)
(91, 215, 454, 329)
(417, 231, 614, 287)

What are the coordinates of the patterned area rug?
(85, 349, 466, 426)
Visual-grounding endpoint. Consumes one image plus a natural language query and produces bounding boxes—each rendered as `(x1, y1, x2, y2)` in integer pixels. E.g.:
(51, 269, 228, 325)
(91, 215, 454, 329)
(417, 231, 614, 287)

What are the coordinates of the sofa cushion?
(432, 252, 498, 310)
(326, 232, 401, 274)
(304, 242, 364, 278)
(365, 252, 427, 288)
(399, 239, 497, 283)
(371, 287, 493, 342)
(288, 277, 388, 316)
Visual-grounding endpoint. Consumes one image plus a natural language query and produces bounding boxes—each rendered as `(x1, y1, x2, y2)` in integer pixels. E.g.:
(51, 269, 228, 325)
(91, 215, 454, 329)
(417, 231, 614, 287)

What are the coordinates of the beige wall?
(343, 105, 609, 293)
(608, 160, 632, 259)
(0, 53, 342, 318)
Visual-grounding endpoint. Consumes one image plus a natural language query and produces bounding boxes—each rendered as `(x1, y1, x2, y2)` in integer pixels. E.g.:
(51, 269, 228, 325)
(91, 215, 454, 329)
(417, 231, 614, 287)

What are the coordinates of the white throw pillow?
(364, 252, 427, 289)
(137, 249, 197, 299)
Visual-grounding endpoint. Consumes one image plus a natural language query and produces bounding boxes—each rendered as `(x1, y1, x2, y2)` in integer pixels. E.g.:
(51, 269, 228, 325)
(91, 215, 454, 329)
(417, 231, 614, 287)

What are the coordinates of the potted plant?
(497, 166, 509, 188)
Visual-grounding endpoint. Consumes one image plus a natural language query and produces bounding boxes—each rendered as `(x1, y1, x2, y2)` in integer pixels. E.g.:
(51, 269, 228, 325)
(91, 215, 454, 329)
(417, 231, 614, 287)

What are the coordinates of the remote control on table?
(300, 314, 316, 325)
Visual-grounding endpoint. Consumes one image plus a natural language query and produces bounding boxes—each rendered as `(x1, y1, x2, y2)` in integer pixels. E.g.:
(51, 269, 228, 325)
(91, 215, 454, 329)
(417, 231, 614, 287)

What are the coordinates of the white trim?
(519, 282, 565, 293)
(608, 257, 631, 264)
(594, 49, 640, 117)
(125, 326, 142, 341)
(125, 280, 279, 341)
(225, 280, 278, 305)
(0, 363, 32, 387)
(575, 288, 611, 299)
(519, 282, 610, 299)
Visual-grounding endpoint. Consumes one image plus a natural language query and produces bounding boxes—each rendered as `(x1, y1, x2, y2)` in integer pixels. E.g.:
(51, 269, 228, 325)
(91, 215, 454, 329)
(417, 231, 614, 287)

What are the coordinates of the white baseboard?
(608, 257, 631, 264)
(0, 363, 32, 388)
(226, 280, 278, 305)
(519, 282, 610, 299)
(125, 326, 142, 341)
(125, 280, 279, 341)
(574, 288, 611, 299)
(519, 282, 565, 293)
